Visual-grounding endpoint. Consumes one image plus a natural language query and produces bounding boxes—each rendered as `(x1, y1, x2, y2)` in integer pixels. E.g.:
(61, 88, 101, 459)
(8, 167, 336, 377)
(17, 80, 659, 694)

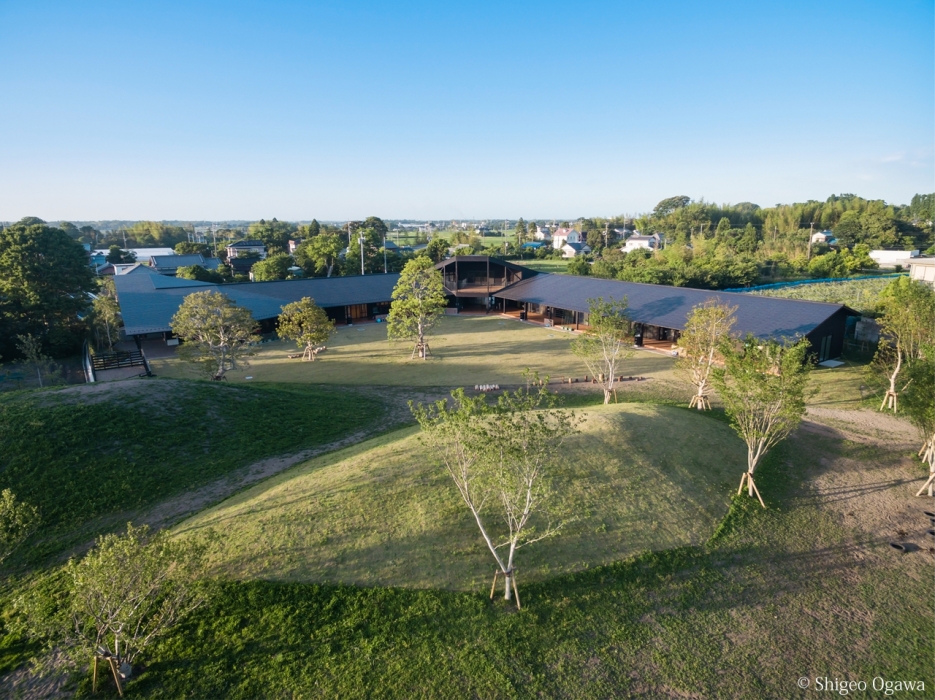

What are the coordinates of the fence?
(723, 273, 904, 294)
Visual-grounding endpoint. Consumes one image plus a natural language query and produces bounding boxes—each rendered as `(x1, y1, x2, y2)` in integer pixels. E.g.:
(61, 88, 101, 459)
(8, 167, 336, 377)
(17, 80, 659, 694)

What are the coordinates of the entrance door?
(348, 304, 368, 320)
(819, 335, 831, 362)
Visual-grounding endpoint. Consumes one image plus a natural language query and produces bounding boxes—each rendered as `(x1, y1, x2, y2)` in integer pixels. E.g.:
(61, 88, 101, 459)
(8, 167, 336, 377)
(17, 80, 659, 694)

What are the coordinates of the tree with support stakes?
(411, 376, 578, 604)
(387, 256, 447, 360)
(675, 300, 737, 410)
(19, 524, 210, 697)
(902, 343, 935, 496)
(277, 297, 335, 361)
(570, 297, 634, 404)
(711, 335, 813, 508)
(170, 290, 259, 379)
(874, 277, 935, 413)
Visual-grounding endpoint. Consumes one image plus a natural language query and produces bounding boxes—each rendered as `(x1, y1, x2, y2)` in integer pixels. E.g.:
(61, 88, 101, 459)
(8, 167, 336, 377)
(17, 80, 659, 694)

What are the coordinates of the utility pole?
(383, 232, 387, 274)
(359, 232, 365, 275)
(211, 224, 218, 258)
(807, 221, 815, 261)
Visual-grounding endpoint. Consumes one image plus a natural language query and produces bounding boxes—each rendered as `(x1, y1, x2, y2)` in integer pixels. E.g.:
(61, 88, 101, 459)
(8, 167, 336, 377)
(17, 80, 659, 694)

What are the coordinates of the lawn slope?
(177, 403, 744, 590)
(0, 379, 383, 562)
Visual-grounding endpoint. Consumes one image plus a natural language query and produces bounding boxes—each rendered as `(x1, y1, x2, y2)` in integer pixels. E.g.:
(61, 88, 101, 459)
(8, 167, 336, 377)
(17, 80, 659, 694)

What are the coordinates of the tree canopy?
(0, 220, 96, 358)
(170, 291, 259, 379)
(387, 256, 447, 359)
(277, 297, 335, 360)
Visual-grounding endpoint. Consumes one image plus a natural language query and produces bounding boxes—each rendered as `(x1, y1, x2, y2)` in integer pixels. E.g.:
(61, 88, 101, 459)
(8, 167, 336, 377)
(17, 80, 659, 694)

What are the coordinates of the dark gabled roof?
(114, 273, 400, 336)
(564, 242, 589, 251)
(228, 240, 265, 247)
(434, 255, 538, 274)
(494, 273, 855, 340)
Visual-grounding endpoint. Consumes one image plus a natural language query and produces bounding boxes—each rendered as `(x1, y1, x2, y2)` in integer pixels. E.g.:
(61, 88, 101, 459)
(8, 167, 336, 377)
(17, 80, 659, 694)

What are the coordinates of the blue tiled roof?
(114, 273, 399, 336)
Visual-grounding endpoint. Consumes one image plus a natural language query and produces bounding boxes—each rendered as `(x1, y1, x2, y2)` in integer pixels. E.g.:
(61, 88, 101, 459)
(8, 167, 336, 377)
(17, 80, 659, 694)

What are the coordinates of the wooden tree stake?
(916, 473, 935, 498)
(108, 657, 124, 697)
(489, 570, 501, 599)
(511, 570, 521, 610)
(92, 656, 98, 694)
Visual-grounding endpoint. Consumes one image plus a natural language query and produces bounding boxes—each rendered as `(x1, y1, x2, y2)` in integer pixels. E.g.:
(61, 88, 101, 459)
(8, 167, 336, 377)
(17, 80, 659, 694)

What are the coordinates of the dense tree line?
(565, 193, 933, 288)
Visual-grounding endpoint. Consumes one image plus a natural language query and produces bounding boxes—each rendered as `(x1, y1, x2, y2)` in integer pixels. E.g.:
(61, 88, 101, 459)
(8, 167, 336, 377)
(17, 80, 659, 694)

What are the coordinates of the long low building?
(492, 274, 856, 362)
(113, 265, 399, 337)
(113, 257, 857, 362)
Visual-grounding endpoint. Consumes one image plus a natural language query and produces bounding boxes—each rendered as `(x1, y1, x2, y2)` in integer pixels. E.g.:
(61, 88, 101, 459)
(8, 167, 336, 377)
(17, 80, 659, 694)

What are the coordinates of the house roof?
(494, 273, 854, 340)
(227, 240, 265, 248)
(114, 273, 400, 336)
(564, 242, 589, 251)
(434, 255, 537, 274)
(150, 254, 205, 269)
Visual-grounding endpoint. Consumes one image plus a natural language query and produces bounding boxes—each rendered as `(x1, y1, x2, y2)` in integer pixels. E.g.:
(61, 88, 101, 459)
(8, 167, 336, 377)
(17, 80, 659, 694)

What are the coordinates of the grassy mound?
(177, 403, 744, 590)
(122, 431, 930, 699)
(0, 380, 383, 561)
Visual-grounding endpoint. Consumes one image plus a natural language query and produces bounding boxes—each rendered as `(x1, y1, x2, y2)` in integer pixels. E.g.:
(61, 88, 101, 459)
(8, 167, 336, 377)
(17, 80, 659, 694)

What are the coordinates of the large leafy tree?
(248, 218, 296, 254)
(170, 291, 259, 379)
(875, 277, 935, 411)
(387, 256, 447, 359)
(277, 297, 335, 360)
(0, 219, 96, 358)
(295, 233, 343, 277)
(412, 380, 578, 603)
(711, 336, 812, 507)
(424, 238, 448, 263)
(676, 301, 737, 410)
(250, 253, 294, 281)
(570, 297, 634, 404)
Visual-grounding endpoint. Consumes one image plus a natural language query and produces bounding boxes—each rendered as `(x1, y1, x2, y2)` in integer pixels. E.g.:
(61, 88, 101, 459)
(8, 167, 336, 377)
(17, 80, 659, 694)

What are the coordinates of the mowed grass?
(0, 380, 383, 562)
(119, 427, 931, 699)
(149, 314, 678, 387)
(176, 403, 743, 591)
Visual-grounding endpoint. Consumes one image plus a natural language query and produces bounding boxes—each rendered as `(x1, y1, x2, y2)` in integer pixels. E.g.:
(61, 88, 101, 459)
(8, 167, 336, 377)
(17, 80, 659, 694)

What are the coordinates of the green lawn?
(116, 416, 930, 699)
(148, 314, 678, 387)
(176, 403, 743, 591)
(0, 380, 383, 563)
(520, 258, 571, 273)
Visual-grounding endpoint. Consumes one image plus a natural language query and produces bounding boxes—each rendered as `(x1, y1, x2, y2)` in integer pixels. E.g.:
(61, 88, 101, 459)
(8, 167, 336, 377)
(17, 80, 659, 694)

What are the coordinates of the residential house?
(561, 242, 591, 258)
(288, 239, 303, 254)
(534, 225, 552, 241)
(226, 240, 267, 260)
(811, 230, 836, 245)
(623, 233, 662, 253)
(551, 228, 581, 250)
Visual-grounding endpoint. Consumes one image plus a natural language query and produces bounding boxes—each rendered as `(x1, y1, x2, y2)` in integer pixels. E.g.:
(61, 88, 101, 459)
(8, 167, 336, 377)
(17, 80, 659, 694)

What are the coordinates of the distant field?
(149, 314, 678, 387)
(745, 276, 899, 314)
(176, 403, 743, 590)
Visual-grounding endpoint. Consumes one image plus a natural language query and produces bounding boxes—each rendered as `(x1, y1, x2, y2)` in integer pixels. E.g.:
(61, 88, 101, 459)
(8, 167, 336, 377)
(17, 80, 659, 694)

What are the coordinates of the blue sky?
(0, 1, 932, 221)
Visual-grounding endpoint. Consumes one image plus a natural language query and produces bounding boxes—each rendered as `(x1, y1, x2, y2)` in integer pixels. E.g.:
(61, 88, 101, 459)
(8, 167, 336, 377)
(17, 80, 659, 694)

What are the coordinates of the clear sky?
(1, 1, 932, 221)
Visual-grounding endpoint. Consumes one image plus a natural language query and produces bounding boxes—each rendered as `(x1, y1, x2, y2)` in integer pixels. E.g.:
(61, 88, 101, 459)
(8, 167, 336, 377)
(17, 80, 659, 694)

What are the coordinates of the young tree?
(170, 291, 259, 379)
(277, 297, 335, 360)
(570, 297, 634, 404)
(711, 336, 812, 507)
(903, 344, 935, 496)
(106, 246, 136, 264)
(875, 277, 935, 411)
(411, 380, 578, 603)
(387, 256, 447, 359)
(675, 301, 737, 410)
(0, 489, 40, 567)
(91, 290, 121, 351)
(16, 334, 61, 388)
(21, 524, 209, 691)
